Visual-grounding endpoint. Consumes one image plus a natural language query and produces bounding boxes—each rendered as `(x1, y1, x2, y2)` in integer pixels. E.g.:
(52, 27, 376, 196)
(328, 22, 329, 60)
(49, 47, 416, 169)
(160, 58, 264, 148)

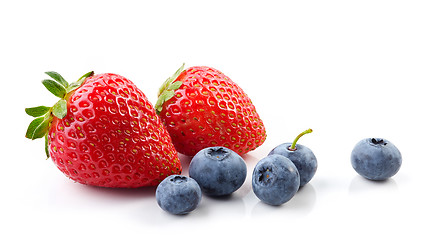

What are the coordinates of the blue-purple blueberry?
(189, 146, 247, 196)
(269, 143, 317, 187)
(252, 154, 300, 206)
(351, 138, 402, 181)
(156, 175, 202, 215)
(269, 128, 317, 187)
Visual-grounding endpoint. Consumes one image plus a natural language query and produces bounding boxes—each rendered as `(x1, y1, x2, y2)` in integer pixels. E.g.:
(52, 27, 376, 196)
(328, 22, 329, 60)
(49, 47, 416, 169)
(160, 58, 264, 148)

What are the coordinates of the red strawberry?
(155, 64, 266, 156)
(25, 71, 181, 188)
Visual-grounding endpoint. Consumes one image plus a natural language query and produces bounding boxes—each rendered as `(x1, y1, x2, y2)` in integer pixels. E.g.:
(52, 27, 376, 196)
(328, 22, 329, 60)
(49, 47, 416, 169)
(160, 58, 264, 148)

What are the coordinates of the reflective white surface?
(1, 0, 427, 239)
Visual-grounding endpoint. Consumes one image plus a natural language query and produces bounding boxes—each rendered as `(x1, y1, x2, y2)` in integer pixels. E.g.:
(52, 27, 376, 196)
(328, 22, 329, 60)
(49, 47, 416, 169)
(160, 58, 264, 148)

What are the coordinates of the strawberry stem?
(289, 128, 313, 151)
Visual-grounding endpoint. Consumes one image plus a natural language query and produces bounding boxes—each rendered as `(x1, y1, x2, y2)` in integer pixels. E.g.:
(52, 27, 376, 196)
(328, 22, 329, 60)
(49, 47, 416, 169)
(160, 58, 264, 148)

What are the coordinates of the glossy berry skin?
(157, 66, 266, 156)
(351, 138, 402, 181)
(269, 143, 317, 187)
(156, 175, 202, 215)
(252, 154, 300, 206)
(48, 73, 181, 187)
(189, 147, 247, 196)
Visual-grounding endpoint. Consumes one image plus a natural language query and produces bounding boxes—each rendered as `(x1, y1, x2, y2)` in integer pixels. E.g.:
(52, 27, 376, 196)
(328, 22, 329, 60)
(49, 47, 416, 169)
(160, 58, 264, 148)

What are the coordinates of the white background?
(1, 0, 427, 239)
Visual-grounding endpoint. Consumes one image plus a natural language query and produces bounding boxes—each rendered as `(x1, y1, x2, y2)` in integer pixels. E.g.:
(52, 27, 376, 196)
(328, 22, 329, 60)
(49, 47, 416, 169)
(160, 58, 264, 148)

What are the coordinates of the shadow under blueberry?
(251, 183, 317, 217)
(201, 192, 246, 217)
(348, 175, 398, 195)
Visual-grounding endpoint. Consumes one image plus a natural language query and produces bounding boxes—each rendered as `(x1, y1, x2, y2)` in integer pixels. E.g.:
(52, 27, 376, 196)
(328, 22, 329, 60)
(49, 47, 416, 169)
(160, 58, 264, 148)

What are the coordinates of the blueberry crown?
(371, 138, 388, 145)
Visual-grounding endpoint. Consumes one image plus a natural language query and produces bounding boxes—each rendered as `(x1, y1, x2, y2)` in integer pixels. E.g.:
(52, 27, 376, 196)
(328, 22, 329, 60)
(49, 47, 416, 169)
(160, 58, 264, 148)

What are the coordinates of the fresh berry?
(269, 129, 317, 187)
(252, 154, 300, 206)
(351, 138, 402, 181)
(156, 175, 202, 215)
(25, 71, 181, 188)
(189, 146, 247, 196)
(155, 64, 266, 156)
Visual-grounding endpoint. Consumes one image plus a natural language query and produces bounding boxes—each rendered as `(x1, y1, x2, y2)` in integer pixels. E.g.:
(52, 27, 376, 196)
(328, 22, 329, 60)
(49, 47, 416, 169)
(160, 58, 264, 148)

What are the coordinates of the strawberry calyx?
(155, 63, 185, 114)
(25, 71, 94, 158)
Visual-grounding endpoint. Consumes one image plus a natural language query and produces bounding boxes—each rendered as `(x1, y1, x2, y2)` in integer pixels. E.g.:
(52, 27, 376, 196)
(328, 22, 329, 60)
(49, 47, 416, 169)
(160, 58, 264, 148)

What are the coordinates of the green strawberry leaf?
(26, 117, 43, 139)
(52, 99, 67, 119)
(45, 71, 69, 88)
(77, 71, 94, 82)
(158, 63, 185, 97)
(67, 82, 81, 93)
(155, 90, 175, 114)
(168, 81, 183, 91)
(26, 71, 94, 158)
(25, 116, 50, 140)
(156, 64, 185, 114)
(25, 106, 51, 117)
(44, 135, 50, 159)
(67, 71, 94, 92)
(42, 79, 67, 98)
(169, 63, 185, 84)
(32, 118, 50, 140)
(163, 90, 175, 102)
(155, 93, 167, 114)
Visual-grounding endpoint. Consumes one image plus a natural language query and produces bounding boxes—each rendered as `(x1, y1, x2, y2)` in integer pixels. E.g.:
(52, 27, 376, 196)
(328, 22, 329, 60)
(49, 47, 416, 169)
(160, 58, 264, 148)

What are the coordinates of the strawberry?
(25, 71, 181, 188)
(155, 64, 266, 156)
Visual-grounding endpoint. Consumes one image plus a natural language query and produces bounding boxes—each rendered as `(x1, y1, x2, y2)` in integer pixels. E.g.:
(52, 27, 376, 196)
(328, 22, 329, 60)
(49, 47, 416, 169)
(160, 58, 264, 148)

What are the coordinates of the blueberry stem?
(289, 128, 313, 151)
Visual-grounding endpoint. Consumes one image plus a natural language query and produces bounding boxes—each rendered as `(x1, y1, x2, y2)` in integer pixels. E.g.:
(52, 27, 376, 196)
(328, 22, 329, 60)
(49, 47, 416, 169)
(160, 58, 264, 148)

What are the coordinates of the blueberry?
(269, 143, 317, 187)
(351, 138, 402, 181)
(156, 175, 202, 215)
(252, 154, 300, 206)
(189, 146, 247, 196)
(269, 129, 317, 187)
